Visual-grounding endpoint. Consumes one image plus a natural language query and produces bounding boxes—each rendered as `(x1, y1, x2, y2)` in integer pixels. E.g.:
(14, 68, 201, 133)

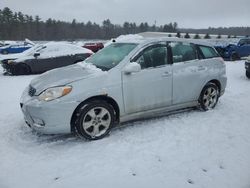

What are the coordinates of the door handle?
(162, 71, 172, 77)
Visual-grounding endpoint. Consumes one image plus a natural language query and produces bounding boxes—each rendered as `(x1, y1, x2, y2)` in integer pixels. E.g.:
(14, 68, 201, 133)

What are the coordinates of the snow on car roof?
(106, 34, 215, 48)
(38, 42, 93, 55)
(12, 42, 93, 63)
(104, 34, 145, 47)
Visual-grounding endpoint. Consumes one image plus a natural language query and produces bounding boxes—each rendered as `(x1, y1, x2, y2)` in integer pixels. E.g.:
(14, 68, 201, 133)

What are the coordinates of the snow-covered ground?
(0, 61, 250, 188)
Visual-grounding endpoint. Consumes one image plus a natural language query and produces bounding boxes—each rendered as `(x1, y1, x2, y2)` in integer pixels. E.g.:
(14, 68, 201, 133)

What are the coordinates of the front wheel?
(74, 100, 115, 140)
(199, 83, 219, 111)
(246, 71, 250, 79)
(13, 64, 31, 75)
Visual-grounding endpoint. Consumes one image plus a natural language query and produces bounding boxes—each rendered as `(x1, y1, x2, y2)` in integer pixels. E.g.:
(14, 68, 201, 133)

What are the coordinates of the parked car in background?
(215, 38, 250, 60)
(0, 39, 35, 54)
(0, 44, 44, 65)
(83, 42, 104, 52)
(1, 42, 93, 75)
(245, 56, 250, 79)
(20, 37, 227, 140)
(0, 40, 19, 47)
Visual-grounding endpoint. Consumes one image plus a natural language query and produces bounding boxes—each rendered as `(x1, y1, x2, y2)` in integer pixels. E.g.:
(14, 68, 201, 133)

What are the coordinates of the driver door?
(122, 43, 173, 114)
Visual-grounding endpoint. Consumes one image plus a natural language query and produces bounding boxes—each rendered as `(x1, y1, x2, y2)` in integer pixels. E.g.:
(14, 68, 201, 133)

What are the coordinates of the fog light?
(32, 118, 45, 127)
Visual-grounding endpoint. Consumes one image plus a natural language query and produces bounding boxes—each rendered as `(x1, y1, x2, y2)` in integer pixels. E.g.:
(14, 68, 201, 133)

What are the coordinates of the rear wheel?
(74, 100, 115, 140)
(230, 52, 240, 61)
(1, 50, 8, 54)
(199, 83, 219, 111)
(246, 71, 250, 79)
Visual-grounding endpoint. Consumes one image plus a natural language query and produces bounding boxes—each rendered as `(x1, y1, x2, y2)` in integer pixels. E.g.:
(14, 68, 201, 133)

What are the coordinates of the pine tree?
(176, 32, 181, 38)
(194, 33, 200, 39)
(204, 33, 211, 39)
(184, 33, 190, 38)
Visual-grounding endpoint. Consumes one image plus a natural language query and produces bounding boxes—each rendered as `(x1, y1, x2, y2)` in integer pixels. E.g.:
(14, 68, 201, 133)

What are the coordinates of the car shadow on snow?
(17, 123, 78, 144)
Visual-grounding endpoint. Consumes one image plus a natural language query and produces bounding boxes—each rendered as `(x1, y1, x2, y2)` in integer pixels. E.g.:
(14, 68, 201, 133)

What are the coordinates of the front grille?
(28, 85, 36, 96)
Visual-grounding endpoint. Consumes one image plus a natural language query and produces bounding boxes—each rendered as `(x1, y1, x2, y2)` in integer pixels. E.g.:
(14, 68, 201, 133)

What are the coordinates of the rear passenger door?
(170, 42, 207, 105)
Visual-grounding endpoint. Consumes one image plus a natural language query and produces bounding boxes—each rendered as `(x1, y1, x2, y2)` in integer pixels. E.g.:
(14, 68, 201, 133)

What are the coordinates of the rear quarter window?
(199, 45, 219, 59)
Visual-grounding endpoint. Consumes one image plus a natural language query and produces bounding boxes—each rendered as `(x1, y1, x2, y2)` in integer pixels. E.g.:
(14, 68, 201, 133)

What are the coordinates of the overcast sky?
(1, 0, 249, 28)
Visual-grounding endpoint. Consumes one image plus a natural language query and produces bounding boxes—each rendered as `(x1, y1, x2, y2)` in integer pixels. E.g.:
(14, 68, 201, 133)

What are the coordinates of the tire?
(199, 83, 219, 111)
(13, 64, 31, 75)
(246, 71, 250, 79)
(74, 100, 115, 140)
(230, 52, 240, 61)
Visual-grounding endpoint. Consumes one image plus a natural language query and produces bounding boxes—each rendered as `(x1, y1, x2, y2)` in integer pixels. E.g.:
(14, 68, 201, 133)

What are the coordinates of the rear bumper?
(245, 61, 250, 72)
(219, 74, 227, 97)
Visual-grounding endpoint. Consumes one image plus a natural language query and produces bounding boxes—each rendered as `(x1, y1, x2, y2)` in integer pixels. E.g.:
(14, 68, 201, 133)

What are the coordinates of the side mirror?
(34, 52, 40, 58)
(124, 62, 141, 74)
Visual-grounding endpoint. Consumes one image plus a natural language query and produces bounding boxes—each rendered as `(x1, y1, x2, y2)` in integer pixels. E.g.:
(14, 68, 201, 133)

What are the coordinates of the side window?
(135, 45, 168, 69)
(170, 42, 197, 63)
(238, 39, 247, 46)
(246, 39, 250, 45)
(238, 39, 250, 46)
(199, 45, 219, 59)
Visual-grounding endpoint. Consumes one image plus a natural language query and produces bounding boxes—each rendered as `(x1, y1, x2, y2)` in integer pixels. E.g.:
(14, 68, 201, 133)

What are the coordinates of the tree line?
(0, 7, 177, 40)
(179, 27, 250, 38)
(1, 7, 249, 41)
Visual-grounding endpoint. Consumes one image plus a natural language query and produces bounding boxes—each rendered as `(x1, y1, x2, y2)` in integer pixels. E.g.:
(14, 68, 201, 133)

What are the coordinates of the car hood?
(0, 53, 24, 61)
(30, 62, 104, 94)
(14, 55, 34, 63)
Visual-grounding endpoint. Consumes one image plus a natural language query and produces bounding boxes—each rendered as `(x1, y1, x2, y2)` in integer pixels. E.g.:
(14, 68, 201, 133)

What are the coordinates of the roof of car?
(112, 37, 215, 47)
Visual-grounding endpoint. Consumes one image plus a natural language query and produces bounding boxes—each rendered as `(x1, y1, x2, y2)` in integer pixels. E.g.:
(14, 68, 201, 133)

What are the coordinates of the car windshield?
(85, 43, 137, 71)
(26, 44, 44, 56)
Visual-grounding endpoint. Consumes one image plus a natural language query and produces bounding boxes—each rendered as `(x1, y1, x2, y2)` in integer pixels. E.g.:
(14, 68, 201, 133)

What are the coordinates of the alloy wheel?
(82, 107, 111, 138)
(202, 87, 218, 109)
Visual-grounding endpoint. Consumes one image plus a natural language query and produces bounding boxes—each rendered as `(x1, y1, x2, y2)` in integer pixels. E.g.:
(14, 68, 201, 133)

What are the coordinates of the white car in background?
(20, 37, 227, 140)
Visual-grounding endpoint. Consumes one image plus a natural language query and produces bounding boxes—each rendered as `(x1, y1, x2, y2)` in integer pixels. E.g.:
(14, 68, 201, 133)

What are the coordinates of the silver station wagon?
(20, 37, 227, 140)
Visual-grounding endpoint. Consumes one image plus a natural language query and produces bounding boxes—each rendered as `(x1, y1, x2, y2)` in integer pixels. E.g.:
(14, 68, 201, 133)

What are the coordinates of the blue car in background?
(0, 39, 35, 54)
(215, 38, 250, 61)
(0, 43, 33, 54)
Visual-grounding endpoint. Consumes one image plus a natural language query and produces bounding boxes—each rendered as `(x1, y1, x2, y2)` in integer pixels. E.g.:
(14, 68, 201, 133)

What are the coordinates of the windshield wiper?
(94, 65, 110, 71)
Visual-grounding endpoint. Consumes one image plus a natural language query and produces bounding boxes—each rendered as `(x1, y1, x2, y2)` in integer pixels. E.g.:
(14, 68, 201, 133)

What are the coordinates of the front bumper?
(1, 60, 15, 74)
(20, 87, 79, 134)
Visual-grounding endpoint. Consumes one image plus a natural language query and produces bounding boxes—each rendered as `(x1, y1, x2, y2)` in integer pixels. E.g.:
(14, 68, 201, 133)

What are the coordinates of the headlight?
(7, 60, 14, 64)
(38, 86, 72, 101)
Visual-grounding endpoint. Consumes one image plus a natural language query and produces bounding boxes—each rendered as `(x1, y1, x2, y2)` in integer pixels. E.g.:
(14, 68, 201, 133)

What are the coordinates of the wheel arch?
(17, 63, 32, 74)
(70, 95, 120, 132)
(208, 79, 221, 94)
(200, 79, 221, 97)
